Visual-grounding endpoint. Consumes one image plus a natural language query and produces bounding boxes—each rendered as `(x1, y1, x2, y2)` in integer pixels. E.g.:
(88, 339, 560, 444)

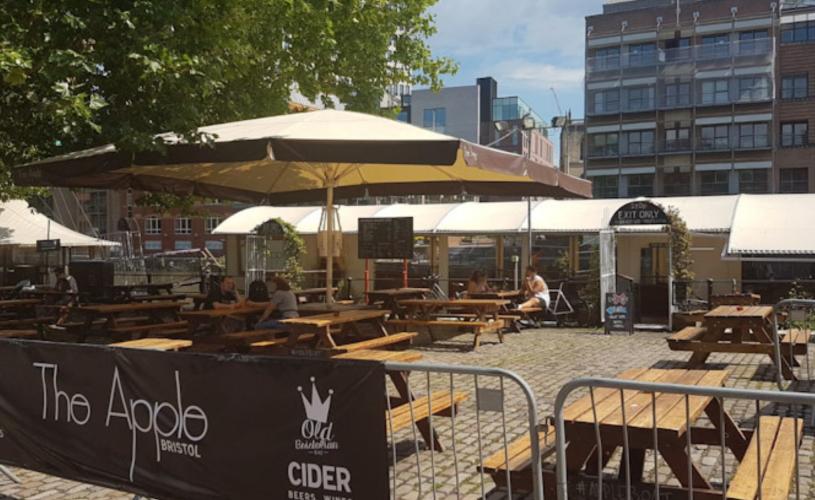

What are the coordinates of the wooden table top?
(563, 368, 729, 434)
(180, 304, 267, 318)
(333, 349, 423, 362)
(127, 293, 187, 302)
(294, 287, 338, 296)
(704, 305, 773, 319)
(79, 301, 184, 314)
(0, 299, 41, 308)
(282, 309, 389, 328)
(468, 290, 522, 299)
(398, 298, 510, 308)
(368, 288, 430, 298)
(298, 302, 374, 314)
(110, 338, 192, 351)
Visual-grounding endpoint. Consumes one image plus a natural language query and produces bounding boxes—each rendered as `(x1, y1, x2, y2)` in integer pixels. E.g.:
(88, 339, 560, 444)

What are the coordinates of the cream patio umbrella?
(14, 109, 591, 302)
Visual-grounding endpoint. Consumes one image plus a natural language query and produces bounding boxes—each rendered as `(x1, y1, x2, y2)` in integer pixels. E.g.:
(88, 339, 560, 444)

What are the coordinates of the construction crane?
(550, 87, 564, 116)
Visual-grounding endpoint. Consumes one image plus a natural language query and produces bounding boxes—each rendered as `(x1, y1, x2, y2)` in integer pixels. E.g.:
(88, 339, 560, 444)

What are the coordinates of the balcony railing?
(587, 38, 774, 77)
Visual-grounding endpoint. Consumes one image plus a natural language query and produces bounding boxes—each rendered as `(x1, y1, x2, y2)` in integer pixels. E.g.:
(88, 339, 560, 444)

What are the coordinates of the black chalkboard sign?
(609, 200, 669, 226)
(358, 217, 413, 259)
(605, 291, 634, 335)
(36, 239, 61, 253)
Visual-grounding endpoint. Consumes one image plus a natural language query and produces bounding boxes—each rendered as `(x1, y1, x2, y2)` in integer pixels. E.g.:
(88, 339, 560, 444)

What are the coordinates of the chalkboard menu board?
(358, 217, 414, 259)
(609, 200, 669, 226)
(605, 291, 634, 335)
(36, 239, 61, 253)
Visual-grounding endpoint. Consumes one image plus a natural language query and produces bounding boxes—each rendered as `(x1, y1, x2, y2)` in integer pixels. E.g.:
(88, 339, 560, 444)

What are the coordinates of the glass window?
(143, 240, 162, 251)
(592, 175, 619, 198)
(701, 79, 730, 105)
(626, 173, 654, 197)
(396, 110, 409, 122)
(664, 37, 691, 61)
(737, 77, 770, 102)
(664, 128, 690, 152)
(422, 108, 446, 132)
(588, 133, 619, 157)
(174, 217, 192, 235)
(737, 123, 769, 149)
(781, 121, 809, 147)
(578, 235, 598, 272)
(701, 34, 731, 59)
(699, 170, 731, 195)
(664, 82, 691, 107)
(781, 20, 815, 44)
(738, 30, 769, 55)
(699, 125, 730, 150)
(781, 74, 808, 99)
(591, 89, 620, 114)
(144, 216, 162, 235)
(205, 240, 225, 251)
(627, 42, 656, 67)
(622, 130, 655, 155)
(174, 240, 193, 250)
(663, 171, 691, 196)
(531, 235, 572, 280)
(737, 169, 769, 193)
(205, 216, 222, 234)
(779, 168, 809, 193)
(592, 47, 620, 71)
(625, 86, 653, 111)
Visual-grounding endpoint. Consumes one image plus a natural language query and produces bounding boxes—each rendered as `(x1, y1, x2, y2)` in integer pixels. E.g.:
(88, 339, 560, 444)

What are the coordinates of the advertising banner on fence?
(0, 339, 388, 499)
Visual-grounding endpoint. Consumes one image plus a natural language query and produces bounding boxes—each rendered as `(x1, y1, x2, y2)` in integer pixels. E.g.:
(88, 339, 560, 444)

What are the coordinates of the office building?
(584, 0, 815, 198)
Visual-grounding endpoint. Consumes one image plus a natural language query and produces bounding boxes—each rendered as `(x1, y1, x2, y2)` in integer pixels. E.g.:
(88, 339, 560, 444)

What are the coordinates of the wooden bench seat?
(0, 318, 48, 328)
(667, 326, 708, 351)
(331, 332, 417, 353)
(250, 333, 316, 351)
(108, 321, 189, 338)
(727, 416, 804, 500)
(0, 329, 39, 339)
(386, 318, 502, 331)
(780, 329, 810, 355)
(388, 391, 468, 433)
(196, 329, 283, 347)
(333, 349, 422, 362)
(480, 424, 557, 484)
(111, 338, 192, 351)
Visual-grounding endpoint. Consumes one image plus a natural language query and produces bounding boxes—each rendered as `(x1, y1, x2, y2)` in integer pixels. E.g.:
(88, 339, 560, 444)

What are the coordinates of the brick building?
(584, 0, 815, 197)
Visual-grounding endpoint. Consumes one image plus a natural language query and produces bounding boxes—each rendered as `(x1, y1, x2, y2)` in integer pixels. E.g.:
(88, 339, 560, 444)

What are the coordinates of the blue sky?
(427, 0, 601, 150)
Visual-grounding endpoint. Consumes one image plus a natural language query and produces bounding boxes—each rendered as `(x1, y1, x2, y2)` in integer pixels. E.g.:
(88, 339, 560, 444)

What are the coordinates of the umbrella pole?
(325, 179, 335, 305)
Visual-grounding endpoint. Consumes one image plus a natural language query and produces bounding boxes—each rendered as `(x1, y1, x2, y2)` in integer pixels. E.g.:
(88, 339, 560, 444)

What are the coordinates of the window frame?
(699, 124, 731, 151)
(737, 168, 769, 194)
(701, 34, 731, 59)
(622, 130, 655, 155)
(593, 46, 621, 71)
(626, 173, 655, 197)
(627, 42, 657, 67)
(625, 86, 653, 111)
(781, 74, 808, 100)
(664, 81, 691, 107)
(781, 121, 809, 147)
(591, 175, 620, 198)
(699, 170, 731, 196)
(663, 171, 691, 196)
(737, 122, 769, 149)
(779, 168, 809, 193)
(737, 29, 770, 55)
(588, 132, 620, 157)
(664, 127, 691, 152)
(205, 216, 222, 234)
(174, 217, 192, 235)
(701, 79, 730, 105)
(737, 76, 770, 102)
(592, 88, 620, 114)
(144, 216, 162, 235)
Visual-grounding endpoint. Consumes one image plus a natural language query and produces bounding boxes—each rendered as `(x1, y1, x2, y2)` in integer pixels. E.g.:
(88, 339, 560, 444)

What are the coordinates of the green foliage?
(785, 282, 815, 329)
(664, 205, 694, 282)
(0, 0, 456, 199)
(272, 217, 306, 289)
(135, 192, 199, 216)
(580, 248, 601, 326)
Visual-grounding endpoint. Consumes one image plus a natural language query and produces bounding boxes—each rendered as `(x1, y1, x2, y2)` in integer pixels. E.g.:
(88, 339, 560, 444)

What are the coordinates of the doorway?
(638, 243, 669, 324)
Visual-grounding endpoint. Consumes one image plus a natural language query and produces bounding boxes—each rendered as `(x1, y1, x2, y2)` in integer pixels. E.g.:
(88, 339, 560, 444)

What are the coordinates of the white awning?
(727, 194, 815, 256)
(0, 200, 119, 247)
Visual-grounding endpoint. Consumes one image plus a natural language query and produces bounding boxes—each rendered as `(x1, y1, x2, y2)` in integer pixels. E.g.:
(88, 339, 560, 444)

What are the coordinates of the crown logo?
(298, 377, 333, 423)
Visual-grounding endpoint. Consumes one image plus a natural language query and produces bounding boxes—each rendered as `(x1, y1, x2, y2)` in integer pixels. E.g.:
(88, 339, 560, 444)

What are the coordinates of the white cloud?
(428, 0, 596, 59)
(489, 60, 584, 90)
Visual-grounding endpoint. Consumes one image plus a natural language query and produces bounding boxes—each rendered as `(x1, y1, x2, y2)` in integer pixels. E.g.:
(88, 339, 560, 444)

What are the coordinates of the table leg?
(619, 448, 646, 483)
(755, 324, 797, 380)
(658, 439, 711, 489)
(388, 370, 444, 452)
(704, 397, 748, 460)
(584, 445, 615, 475)
(564, 435, 598, 473)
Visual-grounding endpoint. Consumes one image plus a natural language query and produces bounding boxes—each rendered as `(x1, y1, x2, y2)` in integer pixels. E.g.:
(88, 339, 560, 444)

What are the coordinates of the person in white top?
(518, 265, 550, 312)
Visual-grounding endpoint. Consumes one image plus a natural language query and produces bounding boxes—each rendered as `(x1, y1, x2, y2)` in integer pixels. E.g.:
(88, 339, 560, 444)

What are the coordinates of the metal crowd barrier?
(383, 361, 545, 500)
(554, 378, 815, 500)
(772, 298, 815, 390)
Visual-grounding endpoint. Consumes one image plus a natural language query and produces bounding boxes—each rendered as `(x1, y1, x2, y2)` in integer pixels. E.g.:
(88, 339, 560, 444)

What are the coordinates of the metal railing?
(553, 377, 815, 500)
(383, 362, 545, 500)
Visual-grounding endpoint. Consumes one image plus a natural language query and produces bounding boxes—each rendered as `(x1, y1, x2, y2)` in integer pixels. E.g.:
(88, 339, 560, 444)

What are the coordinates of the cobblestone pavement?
(1, 326, 813, 499)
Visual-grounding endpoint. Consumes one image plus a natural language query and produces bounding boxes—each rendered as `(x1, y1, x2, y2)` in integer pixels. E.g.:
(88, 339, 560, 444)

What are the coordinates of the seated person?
(51, 267, 79, 327)
(205, 276, 243, 310)
(518, 265, 550, 312)
(256, 277, 299, 330)
(466, 270, 492, 295)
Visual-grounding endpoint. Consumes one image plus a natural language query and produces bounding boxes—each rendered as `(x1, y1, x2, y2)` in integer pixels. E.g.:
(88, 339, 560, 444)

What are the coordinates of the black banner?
(0, 340, 388, 499)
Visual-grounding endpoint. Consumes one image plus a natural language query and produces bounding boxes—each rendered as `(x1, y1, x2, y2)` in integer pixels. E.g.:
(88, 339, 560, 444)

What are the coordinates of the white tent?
(0, 200, 119, 248)
(727, 193, 815, 257)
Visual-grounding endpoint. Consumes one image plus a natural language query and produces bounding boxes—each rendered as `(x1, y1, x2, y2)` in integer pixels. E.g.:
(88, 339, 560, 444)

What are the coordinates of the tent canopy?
(214, 195, 746, 236)
(13, 110, 592, 203)
(727, 193, 815, 257)
(0, 200, 119, 248)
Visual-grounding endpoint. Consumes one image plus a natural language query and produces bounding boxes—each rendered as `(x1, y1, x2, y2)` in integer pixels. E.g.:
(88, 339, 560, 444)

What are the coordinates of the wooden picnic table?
(294, 287, 338, 304)
(297, 302, 375, 316)
(0, 298, 40, 310)
(393, 298, 509, 349)
(281, 309, 391, 349)
(561, 368, 749, 497)
(366, 287, 430, 315)
(75, 301, 186, 342)
(710, 293, 761, 307)
(180, 303, 268, 336)
(110, 338, 192, 351)
(126, 293, 188, 303)
(668, 305, 805, 380)
(467, 289, 523, 300)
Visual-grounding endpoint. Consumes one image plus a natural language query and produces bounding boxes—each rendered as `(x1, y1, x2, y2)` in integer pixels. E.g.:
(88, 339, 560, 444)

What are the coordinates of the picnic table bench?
(667, 305, 807, 380)
(110, 338, 192, 351)
(366, 287, 430, 316)
(74, 301, 186, 341)
(294, 287, 338, 304)
(194, 328, 283, 352)
(390, 298, 508, 349)
(180, 303, 267, 336)
(710, 293, 761, 307)
(281, 309, 401, 350)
